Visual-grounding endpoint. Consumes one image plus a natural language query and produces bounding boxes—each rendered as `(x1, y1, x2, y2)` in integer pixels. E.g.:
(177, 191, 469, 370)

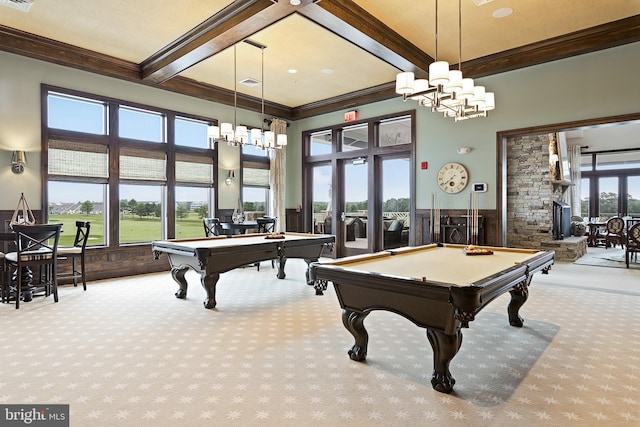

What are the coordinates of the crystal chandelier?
(395, 0, 495, 121)
(208, 41, 287, 149)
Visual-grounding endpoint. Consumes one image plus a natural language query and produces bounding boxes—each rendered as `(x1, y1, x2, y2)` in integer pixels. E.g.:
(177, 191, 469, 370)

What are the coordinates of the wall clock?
(437, 162, 469, 194)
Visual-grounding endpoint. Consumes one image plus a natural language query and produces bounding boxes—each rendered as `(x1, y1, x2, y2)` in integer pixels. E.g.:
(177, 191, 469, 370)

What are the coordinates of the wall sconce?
(225, 170, 235, 186)
(457, 147, 472, 155)
(11, 150, 27, 174)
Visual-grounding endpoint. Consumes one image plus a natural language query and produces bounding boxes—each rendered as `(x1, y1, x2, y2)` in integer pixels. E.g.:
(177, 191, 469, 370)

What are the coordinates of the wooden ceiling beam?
(299, 0, 432, 75)
(141, 0, 296, 84)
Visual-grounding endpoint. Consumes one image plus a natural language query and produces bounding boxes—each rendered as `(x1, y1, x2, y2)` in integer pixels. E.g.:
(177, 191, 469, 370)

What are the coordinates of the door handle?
(340, 212, 346, 221)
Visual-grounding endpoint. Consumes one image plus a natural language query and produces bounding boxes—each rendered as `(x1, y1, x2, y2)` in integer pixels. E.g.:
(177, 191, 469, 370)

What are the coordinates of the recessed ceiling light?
(290, 0, 301, 5)
(288, 69, 298, 74)
(493, 7, 513, 18)
(321, 68, 334, 74)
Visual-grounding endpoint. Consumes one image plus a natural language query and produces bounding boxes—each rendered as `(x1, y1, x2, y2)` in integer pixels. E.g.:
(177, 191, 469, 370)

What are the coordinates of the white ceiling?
(1, 0, 638, 108)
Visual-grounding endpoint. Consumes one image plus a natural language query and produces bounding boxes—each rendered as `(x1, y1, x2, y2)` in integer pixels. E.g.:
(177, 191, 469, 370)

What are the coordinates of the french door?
(305, 112, 415, 258)
(334, 154, 411, 257)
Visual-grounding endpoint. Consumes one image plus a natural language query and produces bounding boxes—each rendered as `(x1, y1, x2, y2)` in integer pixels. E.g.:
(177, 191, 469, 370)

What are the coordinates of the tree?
(80, 200, 93, 215)
(134, 202, 150, 218)
(176, 204, 189, 220)
(243, 201, 255, 212)
(194, 204, 208, 219)
(128, 199, 138, 217)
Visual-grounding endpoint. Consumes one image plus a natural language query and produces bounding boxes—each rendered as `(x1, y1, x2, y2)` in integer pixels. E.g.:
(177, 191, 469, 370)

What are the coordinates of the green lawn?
(49, 213, 205, 246)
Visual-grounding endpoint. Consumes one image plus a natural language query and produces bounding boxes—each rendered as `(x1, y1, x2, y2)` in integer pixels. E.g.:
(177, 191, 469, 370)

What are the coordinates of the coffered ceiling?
(0, 0, 639, 119)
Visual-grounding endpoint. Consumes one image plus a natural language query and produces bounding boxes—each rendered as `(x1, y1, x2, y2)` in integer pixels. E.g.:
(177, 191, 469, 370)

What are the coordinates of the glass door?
(311, 164, 332, 235)
(627, 175, 640, 218)
(598, 177, 619, 220)
(382, 157, 410, 250)
(341, 158, 369, 256)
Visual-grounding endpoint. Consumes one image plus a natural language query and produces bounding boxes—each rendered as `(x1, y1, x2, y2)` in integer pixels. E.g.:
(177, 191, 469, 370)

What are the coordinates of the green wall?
(287, 42, 640, 210)
(1, 42, 639, 212)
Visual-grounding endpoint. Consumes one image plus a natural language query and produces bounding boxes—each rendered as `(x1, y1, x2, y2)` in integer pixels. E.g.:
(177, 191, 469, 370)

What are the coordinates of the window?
(242, 161, 270, 220)
(175, 117, 210, 149)
(44, 86, 218, 245)
(47, 93, 107, 135)
(581, 149, 640, 218)
(48, 136, 109, 247)
(48, 181, 106, 246)
(379, 116, 411, 147)
(175, 152, 215, 238)
(580, 178, 590, 219)
(242, 143, 269, 157)
(310, 130, 332, 156)
(119, 184, 163, 243)
(242, 187, 268, 220)
(119, 106, 164, 142)
(342, 124, 368, 151)
(176, 186, 212, 239)
(598, 177, 619, 220)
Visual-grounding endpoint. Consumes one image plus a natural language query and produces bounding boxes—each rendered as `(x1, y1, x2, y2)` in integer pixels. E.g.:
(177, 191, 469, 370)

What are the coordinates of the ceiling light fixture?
(208, 41, 287, 150)
(395, 0, 496, 121)
(492, 7, 513, 18)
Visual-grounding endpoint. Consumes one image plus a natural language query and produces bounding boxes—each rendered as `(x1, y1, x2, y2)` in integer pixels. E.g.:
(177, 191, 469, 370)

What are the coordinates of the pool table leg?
(276, 256, 287, 279)
(304, 258, 327, 295)
(199, 272, 219, 309)
(507, 278, 530, 327)
(171, 266, 189, 299)
(342, 309, 369, 362)
(426, 328, 462, 394)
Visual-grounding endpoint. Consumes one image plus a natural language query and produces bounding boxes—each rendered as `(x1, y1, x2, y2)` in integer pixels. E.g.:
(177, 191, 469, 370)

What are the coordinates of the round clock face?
(437, 162, 469, 194)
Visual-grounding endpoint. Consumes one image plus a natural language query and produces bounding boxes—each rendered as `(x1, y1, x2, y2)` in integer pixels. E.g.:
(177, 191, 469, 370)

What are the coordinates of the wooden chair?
(257, 217, 276, 234)
(4, 223, 62, 309)
(604, 216, 625, 249)
(626, 222, 640, 268)
(57, 221, 91, 290)
(220, 222, 241, 236)
(203, 218, 220, 237)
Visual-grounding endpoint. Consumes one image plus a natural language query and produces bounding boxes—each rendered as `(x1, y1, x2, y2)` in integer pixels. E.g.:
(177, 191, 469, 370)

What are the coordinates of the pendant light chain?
(207, 40, 287, 147)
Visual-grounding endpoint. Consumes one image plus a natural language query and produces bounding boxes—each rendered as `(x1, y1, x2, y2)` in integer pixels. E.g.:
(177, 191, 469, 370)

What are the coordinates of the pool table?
(309, 243, 554, 394)
(152, 232, 335, 309)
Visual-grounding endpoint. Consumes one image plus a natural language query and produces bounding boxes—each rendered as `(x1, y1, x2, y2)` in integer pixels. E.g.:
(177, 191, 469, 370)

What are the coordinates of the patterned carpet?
(1, 259, 639, 426)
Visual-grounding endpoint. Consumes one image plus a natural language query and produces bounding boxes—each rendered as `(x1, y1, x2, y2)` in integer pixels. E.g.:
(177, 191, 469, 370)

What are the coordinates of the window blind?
(48, 139, 108, 178)
(175, 153, 213, 184)
(243, 167, 270, 187)
(120, 147, 166, 181)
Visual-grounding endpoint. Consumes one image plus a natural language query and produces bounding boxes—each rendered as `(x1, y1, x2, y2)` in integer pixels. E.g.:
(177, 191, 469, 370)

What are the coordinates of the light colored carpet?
(1, 259, 639, 426)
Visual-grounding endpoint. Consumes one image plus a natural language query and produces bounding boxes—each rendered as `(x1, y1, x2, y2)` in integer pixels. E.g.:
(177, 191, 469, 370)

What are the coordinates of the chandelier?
(395, 0, 495, 121)
(208, 41, 287, 149)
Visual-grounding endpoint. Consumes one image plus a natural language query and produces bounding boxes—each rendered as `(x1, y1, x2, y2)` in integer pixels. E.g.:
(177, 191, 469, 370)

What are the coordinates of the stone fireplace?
(506, 133, 586, 260)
